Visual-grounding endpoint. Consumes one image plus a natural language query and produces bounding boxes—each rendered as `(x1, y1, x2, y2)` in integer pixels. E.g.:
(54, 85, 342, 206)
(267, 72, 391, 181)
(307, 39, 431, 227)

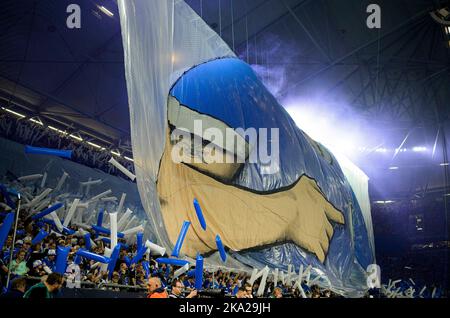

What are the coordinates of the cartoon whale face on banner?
(118, 0, 375, 295)
(161, 57, 347, 263)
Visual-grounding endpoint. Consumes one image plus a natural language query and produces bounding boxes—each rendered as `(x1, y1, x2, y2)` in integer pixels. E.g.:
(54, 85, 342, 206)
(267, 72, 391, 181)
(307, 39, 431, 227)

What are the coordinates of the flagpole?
(6, 193, 21, 288)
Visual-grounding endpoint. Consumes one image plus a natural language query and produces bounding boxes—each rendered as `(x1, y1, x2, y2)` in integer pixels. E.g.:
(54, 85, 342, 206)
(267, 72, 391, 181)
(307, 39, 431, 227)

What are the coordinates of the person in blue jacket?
(42, 249, 56, 271)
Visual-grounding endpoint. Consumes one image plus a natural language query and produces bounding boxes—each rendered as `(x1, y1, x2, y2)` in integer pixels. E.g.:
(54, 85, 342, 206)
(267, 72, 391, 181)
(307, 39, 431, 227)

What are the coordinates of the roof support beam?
(0, 74, 130, 140)
(234, 0, 312, 50)
(36, 30, 121, 112)
(281, 0, 331, 63)
(279, 8, 432, 97)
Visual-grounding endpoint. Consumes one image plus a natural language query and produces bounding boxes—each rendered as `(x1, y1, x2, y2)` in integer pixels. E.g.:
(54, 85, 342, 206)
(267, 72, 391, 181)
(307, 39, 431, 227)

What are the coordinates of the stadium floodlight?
(430, 8, 450, 25)
(389, 166, 399, 170)
(69, 134, 83, 142)
(87, 141, 106, 150)
(373, 200, 395, 204)
(438, 8, 449, 18)
(29, 118, 43, 126)
(48, 126, 67, 135)
(412, 146, 427, 152)
(98, 6, 114, 17)
(2, 107, 26, 118)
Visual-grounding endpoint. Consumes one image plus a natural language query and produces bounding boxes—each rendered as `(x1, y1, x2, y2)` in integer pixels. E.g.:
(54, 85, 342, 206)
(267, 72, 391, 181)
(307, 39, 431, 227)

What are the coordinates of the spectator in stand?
(235, 287, 248, 298)
(311, 285, 321, 298)
(23, 273, 64, 299)
(22, 239, 32, 257)
(271, 287, 283, 298)
(13, 239, 24, 257)
(29, 260, 47, 277)
(244, 283, 253, 298)
(26, 243, 45, 271)
(42, 249, 56, 272)
(1, 236, 12, 255)
(169, 279, 197, 298)
(109, 271, 121, 290)
(230, 279, 240, 296)
(128, 263, 137, 286)
(99, 271, 109, 285)
(43, 241, 56, 255)
(0, 277, 27, 298)
(118, 262, 131, 286)
(147, 277, 168, 298)
(183, 276, 195, 290)
(203, 274, 213, 289)
(57, 238, 66, 247)
(115, 250, 129, 271)
(64, 254, 81, 288)
(135, 272, 147, 288)
(9, 250, 29, 276)
(322, 289, 332, 298)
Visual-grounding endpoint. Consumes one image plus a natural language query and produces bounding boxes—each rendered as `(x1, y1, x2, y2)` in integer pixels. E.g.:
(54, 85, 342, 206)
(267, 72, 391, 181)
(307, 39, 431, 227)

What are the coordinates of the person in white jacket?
(64, 255, 81, 289)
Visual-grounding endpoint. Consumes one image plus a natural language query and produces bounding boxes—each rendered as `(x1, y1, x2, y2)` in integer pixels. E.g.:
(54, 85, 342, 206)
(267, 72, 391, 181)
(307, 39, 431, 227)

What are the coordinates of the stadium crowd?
(0, 111, 135, 178)
(0, 110, 445, 299)
(1, 185, 443, 299)
(0, 206, 347, 299)
(0, 211, 343, 299)
(0, 175, 349, 299)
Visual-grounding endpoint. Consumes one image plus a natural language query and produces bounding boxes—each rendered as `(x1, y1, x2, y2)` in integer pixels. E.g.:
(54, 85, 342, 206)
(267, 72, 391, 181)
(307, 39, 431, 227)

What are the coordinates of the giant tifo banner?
(118, 0, 375, 297)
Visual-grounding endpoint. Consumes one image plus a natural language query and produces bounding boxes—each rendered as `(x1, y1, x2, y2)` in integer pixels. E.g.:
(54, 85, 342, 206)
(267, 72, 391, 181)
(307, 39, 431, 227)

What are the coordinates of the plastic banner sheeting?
(118, 0, 375, 296)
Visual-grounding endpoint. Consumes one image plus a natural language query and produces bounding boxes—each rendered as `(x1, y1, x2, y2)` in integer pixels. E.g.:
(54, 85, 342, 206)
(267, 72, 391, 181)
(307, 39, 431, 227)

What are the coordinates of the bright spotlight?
(373, 200, 395, 204)
(389, 166, 399, 170)
(2, 107, 26, 118)
(412, 146, 427, 152)
(284, 102, 365, 159)
(98, 5, 114, 17)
